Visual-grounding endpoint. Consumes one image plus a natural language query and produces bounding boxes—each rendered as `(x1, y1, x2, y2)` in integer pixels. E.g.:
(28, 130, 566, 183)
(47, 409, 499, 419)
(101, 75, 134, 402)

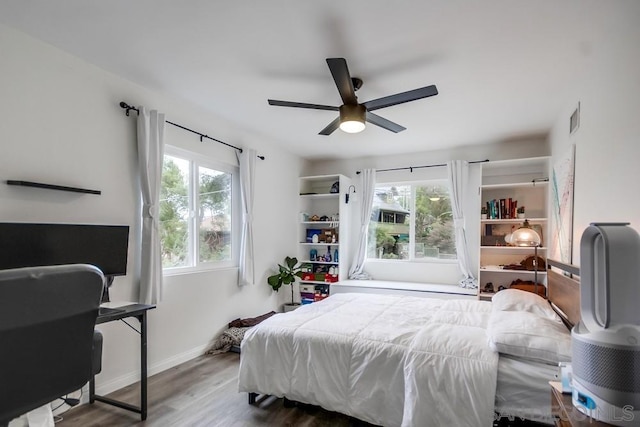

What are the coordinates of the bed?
(238, 261, 579, 427)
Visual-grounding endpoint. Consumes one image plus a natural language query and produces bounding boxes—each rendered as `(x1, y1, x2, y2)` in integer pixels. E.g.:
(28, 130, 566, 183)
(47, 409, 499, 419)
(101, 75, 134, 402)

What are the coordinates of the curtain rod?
(119, 102, 265, 160)
(356, 159, 489, 174)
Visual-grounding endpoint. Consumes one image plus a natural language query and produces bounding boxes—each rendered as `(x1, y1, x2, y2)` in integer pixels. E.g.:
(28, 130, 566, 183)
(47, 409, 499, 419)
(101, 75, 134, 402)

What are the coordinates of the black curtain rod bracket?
(119, 101, 265, 160)
(356, 159, 489, 174)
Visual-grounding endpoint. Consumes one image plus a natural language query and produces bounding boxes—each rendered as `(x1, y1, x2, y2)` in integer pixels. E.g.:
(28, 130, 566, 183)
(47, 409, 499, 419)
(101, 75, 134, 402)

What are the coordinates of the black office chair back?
(0, 264, 104, 425)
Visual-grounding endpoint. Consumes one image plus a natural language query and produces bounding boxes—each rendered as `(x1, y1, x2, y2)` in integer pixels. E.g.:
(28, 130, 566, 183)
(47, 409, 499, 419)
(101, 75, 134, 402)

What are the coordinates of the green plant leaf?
(285, 256, 298, 269)
(267, 274, 281, 291)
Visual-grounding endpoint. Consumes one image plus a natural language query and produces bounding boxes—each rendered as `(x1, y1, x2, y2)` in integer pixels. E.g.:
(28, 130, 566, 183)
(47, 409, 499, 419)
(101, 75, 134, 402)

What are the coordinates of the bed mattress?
(239, 292, 499, 427)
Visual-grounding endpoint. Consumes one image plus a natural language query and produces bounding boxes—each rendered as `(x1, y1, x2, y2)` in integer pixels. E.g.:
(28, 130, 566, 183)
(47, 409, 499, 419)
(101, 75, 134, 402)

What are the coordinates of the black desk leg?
(140, 312, 148, 420)
(89, 376, 95, 403)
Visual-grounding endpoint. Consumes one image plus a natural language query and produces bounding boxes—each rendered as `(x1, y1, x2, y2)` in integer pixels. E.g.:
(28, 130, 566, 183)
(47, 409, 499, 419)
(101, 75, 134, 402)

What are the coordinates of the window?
(160, 147, 237, 271)
(367, 181, 456, 261)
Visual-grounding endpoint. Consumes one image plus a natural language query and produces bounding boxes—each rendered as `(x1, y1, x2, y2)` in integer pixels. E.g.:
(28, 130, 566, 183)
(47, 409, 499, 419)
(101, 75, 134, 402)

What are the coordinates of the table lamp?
(510, 219, 543, 296)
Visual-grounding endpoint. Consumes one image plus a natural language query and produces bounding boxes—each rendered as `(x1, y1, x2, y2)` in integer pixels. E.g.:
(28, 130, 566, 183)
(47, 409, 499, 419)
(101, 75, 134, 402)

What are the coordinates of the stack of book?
(485, 198, 518, 219)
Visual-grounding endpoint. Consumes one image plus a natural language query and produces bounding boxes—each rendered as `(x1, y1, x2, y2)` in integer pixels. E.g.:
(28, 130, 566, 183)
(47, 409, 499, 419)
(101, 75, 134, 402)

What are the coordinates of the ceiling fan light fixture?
(339, 104, 366, 133)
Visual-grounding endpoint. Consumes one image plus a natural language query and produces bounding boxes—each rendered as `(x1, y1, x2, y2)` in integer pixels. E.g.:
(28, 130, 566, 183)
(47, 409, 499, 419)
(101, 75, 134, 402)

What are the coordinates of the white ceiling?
(0, 1, 616, 160)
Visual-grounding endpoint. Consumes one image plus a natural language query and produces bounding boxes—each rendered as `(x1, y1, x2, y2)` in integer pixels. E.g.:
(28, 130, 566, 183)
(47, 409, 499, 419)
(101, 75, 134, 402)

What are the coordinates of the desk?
(90, 303, 155, 420)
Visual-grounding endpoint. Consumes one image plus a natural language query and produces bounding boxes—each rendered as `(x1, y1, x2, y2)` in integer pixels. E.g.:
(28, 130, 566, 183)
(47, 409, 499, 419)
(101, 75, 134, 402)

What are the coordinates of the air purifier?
(572, 223, 640, 426)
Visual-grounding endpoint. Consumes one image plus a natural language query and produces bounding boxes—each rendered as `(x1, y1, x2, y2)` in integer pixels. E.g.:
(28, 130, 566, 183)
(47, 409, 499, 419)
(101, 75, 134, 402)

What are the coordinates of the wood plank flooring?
(57, 352, 546, 427)
(56, 352, 368, 427)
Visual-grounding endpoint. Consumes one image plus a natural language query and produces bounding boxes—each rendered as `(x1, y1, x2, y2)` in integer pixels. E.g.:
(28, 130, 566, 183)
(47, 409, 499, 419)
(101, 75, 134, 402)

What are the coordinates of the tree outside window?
(160, 151, 234, 270)
(367, 182, 456, 260)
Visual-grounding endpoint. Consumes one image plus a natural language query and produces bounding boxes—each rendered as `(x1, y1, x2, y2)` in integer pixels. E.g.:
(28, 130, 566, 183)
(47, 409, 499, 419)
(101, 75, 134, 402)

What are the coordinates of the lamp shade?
(339, 104, 366, 133)
(511, 220, 541, 247)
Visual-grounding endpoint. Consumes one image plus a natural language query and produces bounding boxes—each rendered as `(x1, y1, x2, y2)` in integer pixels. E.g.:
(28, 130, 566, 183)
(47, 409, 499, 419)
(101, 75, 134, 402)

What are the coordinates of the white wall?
(305, 137, 549, 284)
(0, 24, 301, 397)
(548, 2, 640, 267)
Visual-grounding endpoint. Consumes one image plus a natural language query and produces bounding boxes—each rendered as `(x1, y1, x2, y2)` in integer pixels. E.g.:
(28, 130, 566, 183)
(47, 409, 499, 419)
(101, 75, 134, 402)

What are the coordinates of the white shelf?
(481, 218, 547, 223)
(480, 246, 547, 250)
(298, 174, 350, 303)
(301, 221, 339, 225)
(481, 181, 549, 190)
(480, 266, 547, 274)
(300, 280, 337, 285)
(478, 157, 550, 299)
(300, 260, 339, 265)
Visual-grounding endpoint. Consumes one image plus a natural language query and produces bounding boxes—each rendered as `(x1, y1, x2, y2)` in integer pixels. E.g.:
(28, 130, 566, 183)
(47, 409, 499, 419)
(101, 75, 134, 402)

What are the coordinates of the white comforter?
(238, 293, 498, 427)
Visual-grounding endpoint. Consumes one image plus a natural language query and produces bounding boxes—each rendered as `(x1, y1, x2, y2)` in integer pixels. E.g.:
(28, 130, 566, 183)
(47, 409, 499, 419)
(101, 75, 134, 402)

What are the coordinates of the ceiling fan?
(268, 58, 438, 135)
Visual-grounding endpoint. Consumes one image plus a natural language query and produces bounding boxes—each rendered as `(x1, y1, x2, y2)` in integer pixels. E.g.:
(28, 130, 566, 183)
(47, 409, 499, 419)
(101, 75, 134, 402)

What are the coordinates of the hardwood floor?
(57, 352, 547, 427)
(57, 352, 368, 427)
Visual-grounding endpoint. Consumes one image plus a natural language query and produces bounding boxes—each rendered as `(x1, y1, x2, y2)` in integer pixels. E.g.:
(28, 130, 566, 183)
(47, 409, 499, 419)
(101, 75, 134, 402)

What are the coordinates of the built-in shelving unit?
(477, 157, 550, 300)
(298, 174, 350, 305)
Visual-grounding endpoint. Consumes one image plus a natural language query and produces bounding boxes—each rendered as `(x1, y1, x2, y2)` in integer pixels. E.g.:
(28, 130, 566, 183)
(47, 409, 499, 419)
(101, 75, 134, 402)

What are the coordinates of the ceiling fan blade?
(326, 58, 357, 105)
(363, 85, 438, 111)
(319, 117, 341, 136)
(268, 99, 339, 111)
(365, 111, 406, 133)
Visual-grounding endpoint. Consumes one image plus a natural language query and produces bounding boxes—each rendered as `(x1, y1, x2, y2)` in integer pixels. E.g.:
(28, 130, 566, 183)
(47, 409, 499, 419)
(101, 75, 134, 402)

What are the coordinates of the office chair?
(0, 264, 105, 426)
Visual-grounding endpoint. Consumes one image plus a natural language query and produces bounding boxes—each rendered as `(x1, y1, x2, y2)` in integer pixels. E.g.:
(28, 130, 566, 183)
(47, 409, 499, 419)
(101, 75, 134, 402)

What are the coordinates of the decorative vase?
(517, 213, 525, 219)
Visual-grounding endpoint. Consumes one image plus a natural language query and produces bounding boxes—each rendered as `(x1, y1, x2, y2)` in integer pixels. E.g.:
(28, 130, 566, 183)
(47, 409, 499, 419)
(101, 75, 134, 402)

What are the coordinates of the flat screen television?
(0, 222, 129, 276)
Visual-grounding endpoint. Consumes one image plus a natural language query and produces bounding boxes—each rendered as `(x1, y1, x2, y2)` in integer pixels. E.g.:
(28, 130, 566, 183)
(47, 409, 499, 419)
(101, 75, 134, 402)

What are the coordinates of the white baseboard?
(92, 343, 209, 397)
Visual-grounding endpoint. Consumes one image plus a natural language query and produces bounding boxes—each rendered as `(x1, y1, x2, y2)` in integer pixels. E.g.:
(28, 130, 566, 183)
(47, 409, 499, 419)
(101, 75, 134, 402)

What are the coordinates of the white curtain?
(137, 107, 165, 304)
(236, 148, 256, 286)
(447, 160, 478, 289)
(348, 169, 376, 279)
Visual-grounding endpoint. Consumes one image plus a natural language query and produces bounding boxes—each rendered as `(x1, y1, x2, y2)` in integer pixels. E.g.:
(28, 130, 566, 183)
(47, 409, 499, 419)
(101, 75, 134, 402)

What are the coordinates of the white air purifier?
(572, 223, 640, 426)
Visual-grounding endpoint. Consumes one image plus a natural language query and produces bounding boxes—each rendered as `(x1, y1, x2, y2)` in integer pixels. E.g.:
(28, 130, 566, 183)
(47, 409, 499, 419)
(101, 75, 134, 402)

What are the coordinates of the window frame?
(162, 145, 240, 275)
(366, 179, 457, 264)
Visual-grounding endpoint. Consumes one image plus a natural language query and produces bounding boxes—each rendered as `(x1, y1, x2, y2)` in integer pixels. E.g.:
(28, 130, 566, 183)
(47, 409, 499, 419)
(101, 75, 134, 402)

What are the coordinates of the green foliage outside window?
(369, 183, 456, 260)
(160, 157, 189, 268)
(160, 155, 233, 269)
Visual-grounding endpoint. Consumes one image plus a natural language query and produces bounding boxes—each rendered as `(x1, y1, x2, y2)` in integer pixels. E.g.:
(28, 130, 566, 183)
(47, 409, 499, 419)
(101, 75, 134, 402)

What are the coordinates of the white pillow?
(487, 310, 572, 364)
(491, 289, 561, 322)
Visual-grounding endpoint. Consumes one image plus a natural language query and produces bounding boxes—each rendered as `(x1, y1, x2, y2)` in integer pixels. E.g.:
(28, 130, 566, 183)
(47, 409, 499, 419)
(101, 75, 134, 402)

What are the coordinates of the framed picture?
(550, 144, 575, 264)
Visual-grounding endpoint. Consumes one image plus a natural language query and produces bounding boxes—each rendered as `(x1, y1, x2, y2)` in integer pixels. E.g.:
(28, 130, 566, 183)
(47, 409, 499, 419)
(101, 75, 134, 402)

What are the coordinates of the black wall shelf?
(6, 180, 101, 195)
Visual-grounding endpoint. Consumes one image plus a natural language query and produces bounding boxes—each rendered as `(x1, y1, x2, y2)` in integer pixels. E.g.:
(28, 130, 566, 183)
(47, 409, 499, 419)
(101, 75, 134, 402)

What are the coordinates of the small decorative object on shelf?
(310, 249, 317, 261)
(481, 206, 488, 220)
(517, 206, 525, 219)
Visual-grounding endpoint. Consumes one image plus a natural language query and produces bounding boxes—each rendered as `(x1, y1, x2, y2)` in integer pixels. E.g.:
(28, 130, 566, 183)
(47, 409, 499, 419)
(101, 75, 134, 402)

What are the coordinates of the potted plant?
(517, 206, 525, 219)
(267, 256, 304, 312)
(481, 206, 488, 219)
